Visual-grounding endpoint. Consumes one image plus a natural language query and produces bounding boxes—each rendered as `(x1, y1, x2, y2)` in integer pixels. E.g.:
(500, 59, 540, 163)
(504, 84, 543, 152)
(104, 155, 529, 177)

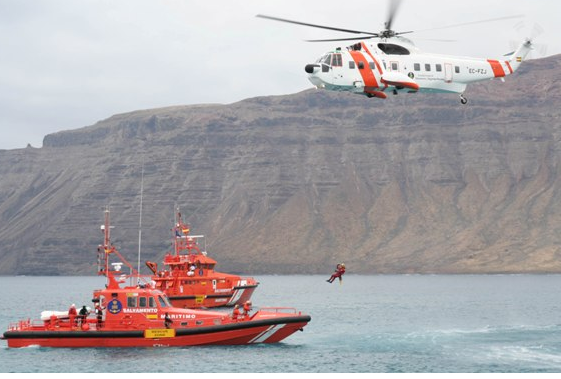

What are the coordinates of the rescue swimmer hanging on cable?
(327, 263, 346, 284)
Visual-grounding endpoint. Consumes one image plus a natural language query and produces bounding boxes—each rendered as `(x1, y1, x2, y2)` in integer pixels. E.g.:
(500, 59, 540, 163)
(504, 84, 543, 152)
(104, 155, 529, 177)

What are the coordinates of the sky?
(0, 0, 559, 150)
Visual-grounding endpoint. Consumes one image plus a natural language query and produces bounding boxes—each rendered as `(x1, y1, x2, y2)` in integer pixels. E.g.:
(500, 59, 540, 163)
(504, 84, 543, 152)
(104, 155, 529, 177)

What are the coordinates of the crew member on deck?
(68, 304, 77, 326)
(243, 301, 252, 319)
(232, 304, 241, 320)
(164, 312, 173, 329)
(78, 305, 89, 326)
(95, 303, 104, 329)
(327, 263, 346, 283)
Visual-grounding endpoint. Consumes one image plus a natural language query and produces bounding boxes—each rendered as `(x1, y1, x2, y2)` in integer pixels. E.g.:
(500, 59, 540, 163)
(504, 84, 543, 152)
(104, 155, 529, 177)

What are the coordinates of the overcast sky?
(1, 0, 559, 150)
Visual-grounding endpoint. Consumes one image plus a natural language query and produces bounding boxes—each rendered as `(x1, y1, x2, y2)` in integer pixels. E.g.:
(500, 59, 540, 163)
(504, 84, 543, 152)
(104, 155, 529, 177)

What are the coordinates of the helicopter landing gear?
(460, 94, 468, 105)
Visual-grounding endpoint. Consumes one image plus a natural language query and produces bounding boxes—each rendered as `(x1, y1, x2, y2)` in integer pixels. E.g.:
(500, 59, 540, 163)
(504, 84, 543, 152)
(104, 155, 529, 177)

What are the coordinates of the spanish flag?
(516, 57, 522, 62)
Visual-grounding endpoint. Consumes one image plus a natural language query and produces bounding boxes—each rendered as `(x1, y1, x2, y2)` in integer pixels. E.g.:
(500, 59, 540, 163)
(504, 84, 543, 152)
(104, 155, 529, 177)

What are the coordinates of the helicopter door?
(444, 63, 453, 83)
(330, 53, 344, 84)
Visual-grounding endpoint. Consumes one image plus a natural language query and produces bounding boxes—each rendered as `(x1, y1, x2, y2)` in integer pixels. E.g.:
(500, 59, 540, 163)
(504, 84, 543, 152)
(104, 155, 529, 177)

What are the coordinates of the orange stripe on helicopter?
(505, 61, 513, 74)
(349, 50, 379, 90)
(380, 78, 420, 91)
(360, 43, 384, 76)
(364, 89, 387, 99)
(487, 59, 506, 78)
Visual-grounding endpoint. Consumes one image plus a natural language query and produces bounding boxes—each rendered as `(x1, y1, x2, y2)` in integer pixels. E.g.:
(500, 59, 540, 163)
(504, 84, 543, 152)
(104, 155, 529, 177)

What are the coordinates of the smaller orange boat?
(1, 209, 310, 348)
(145, 211, 258, 309)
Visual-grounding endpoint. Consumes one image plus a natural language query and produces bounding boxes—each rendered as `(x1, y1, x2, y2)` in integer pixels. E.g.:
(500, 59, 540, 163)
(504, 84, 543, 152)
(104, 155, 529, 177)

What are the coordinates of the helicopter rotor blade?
(256, 14, 379, 36)
(415, 37, 458, 43)
(413, 14, 525, 34)
(385, 0, 403, 31)
(305, 36, 378, 42)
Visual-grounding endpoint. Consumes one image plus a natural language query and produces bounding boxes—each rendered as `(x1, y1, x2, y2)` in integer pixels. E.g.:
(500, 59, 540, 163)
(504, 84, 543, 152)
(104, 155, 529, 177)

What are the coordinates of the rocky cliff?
(1, 55, 561, 275)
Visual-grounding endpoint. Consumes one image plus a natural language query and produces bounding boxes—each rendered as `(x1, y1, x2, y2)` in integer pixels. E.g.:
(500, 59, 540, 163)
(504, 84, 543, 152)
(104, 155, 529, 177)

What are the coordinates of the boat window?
(369, 62, 375, 69)
(139, 297, 147, 308)
(127, 296, 138, 308)
(377, 43, 410, 55)
(391, 62, 398, 71)
(414, 63, 420, 71)
(436, 64, 442, 72)
(149, 297, 157, 308)
(332, 53, 342, 67)
(455, 66, 460, 73)
(349, 61, 355, 69)
(158, 295, 171, 308)
(425, 64, 431, 72)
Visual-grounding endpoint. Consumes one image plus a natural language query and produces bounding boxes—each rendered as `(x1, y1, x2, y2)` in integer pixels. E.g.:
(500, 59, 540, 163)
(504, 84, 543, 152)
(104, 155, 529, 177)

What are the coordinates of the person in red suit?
(327, 263, 346, 283)
(68, 304, 77, 327)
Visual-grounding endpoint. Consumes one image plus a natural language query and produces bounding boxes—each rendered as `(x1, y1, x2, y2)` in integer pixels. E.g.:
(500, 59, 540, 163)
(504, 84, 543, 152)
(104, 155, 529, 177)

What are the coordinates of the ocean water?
(1, 274, 561, 373)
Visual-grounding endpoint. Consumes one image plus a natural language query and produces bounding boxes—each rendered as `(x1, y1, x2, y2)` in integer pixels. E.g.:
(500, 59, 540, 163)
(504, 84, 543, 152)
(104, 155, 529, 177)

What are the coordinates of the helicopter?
(257, 0, 534, 104)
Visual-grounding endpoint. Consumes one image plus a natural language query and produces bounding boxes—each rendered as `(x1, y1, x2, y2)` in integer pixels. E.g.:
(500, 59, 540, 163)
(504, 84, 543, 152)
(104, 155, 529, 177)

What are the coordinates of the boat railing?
(7, 317, 104, 331)
(7, 319, 33, 331)
(257, 307, 302, 315)
(109, 273, 155, 288)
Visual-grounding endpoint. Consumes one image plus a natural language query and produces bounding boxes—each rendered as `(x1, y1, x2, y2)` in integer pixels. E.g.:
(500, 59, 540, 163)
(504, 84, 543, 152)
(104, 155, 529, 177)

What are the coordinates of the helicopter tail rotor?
(509, 22, 548, 60)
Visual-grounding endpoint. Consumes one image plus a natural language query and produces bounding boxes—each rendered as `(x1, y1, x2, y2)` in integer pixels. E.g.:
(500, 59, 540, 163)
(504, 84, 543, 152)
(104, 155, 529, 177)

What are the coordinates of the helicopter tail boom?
(507, 39, 533, 72)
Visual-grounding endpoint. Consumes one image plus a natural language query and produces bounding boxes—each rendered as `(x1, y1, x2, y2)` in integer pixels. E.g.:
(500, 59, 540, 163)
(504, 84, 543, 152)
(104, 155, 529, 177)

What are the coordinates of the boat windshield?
(158, 295, 172, 308)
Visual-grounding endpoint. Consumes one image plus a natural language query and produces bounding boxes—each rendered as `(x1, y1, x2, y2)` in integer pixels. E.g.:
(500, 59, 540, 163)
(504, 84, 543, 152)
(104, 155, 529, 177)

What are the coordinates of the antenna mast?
(136, 158, 145, 284)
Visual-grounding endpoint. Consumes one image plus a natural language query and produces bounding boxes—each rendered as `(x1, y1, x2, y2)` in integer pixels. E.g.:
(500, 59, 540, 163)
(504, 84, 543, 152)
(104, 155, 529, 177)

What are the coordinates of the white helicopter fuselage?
(306, 37, 532, 102)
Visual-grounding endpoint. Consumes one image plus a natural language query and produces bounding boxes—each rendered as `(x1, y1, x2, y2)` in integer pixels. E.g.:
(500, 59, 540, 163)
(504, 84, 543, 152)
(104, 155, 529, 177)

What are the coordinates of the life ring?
(121, 315, 133, 326)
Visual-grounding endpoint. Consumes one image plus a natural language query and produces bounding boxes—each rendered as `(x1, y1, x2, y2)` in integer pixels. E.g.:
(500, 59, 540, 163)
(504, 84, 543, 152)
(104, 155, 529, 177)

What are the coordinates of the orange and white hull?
(3, 314, 310, 348)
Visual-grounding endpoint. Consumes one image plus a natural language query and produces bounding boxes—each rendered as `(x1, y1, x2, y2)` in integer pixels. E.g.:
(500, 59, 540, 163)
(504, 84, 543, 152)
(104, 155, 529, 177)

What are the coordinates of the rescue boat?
(1, 210, 310, 348)
(145, 211, 258, 308)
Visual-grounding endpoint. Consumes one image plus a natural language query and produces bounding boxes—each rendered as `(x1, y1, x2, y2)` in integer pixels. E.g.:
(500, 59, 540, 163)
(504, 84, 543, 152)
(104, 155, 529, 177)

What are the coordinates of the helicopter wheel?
(460, 94, 468, 105)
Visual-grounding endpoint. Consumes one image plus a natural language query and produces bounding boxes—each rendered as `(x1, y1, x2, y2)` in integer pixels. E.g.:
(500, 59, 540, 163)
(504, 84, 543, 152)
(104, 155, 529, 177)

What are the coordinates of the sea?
(1, 274, 561, 373)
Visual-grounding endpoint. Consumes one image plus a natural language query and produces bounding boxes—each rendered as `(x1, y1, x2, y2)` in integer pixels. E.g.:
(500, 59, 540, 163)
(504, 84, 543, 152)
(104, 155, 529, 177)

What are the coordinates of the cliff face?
(1, 55, 561, 275)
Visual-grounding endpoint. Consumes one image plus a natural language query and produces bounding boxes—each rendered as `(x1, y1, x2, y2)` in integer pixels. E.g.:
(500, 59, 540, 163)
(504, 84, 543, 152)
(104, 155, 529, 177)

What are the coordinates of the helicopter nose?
(305, 64, 319, 74)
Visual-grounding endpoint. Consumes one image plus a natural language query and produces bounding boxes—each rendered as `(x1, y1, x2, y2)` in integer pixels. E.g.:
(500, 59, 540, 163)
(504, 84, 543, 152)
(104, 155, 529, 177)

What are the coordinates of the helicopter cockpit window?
(320, 54, 332, 65)
(320, 54, 332, 72)
(331, 53, 342, 67)
(377, 43, 410, 55)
